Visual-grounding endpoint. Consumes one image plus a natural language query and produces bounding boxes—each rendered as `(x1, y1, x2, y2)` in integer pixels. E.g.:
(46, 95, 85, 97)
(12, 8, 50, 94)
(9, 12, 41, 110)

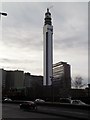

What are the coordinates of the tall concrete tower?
(43, 8, 53, 86)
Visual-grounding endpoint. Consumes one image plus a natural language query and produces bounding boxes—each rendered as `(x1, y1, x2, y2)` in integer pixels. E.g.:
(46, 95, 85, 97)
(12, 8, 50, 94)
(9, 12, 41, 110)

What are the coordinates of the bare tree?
(72, 76, 85, 89)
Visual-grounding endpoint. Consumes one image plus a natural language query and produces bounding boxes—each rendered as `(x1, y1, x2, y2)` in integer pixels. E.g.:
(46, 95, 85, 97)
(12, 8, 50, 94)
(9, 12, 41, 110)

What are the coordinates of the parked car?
(4, 98, 12, 102)
(59, 98, 71, 104)
(20, 101, 37, 110)
(35, 99, 45, 103)
(71, 100, 86, 105)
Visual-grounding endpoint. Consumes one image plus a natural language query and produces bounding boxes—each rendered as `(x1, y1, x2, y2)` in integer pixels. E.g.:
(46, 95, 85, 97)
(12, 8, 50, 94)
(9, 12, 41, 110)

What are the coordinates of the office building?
(53, 61, 71, 97)
(53, 61, 71, 88)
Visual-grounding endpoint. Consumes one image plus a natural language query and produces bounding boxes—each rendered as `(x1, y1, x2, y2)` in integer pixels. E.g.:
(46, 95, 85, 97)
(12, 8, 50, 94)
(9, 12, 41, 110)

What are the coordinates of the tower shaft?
(43, 9, 53, 86)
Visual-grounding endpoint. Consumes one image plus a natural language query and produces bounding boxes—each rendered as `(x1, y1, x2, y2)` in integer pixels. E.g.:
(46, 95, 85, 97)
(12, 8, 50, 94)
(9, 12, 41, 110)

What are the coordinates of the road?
(2, 103, 78, 119)
(37, 105, 88, 118)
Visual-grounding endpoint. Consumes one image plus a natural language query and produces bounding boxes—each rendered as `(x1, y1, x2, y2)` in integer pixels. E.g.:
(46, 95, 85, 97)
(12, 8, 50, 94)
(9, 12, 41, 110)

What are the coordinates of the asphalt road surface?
(2, 103, 78, 119)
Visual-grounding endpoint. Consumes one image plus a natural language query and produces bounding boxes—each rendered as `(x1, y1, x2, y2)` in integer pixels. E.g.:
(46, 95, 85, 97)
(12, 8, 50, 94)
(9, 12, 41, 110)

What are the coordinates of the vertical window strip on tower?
(46, 32, 48, 85)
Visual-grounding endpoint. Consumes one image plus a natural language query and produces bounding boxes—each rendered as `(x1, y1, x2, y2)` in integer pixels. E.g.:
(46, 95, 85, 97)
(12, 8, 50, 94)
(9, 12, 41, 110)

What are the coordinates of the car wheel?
(35, 106, 37, 110)
(20, 106, 23, 109)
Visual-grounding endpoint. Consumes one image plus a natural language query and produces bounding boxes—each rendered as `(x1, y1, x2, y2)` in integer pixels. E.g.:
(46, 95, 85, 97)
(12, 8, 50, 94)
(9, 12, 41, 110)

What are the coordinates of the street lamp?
(0, 12, 7, 20)
(0, 12, 7, 16)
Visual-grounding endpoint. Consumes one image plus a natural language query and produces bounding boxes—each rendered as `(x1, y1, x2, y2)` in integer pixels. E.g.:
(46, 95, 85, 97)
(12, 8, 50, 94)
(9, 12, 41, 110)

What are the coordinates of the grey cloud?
(2, 2, 44, 28)
(2, 27, 43, 50)
(0, 58, 35, 64)
(2, 3, 43, 50)
(53, 2, 88, 50)
(54, 34, 88, 50)
(2, 2, 88, 51)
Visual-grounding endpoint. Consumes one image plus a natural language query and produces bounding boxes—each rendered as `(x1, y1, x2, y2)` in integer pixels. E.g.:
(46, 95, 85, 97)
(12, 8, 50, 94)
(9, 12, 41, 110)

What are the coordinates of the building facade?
(53, 62, 71, 97)
(0, 69, 7, 89)
(24, 73, 43, 99)
(43, 8, 53, 86)
(24, 73, 43, 88)
(24, 73, 32, 88)
(5, 70, 24, 89)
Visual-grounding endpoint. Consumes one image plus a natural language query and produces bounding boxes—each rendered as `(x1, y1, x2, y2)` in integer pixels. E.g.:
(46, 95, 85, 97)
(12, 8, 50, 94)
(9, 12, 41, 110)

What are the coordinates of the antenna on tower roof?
(47, 5, 53, 12)
(48, 5, 53, 9)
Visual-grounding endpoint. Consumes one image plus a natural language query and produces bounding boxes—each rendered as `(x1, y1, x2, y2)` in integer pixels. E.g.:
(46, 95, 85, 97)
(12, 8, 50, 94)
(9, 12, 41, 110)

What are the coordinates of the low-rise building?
(24, 73, 43, 88)
(5, 70, 24, 90)
(24, 73, 43, 99)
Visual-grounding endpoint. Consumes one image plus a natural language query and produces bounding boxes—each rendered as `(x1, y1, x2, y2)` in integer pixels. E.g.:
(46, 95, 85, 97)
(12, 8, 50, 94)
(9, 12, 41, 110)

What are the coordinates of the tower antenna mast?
(48, 5, 53, 10)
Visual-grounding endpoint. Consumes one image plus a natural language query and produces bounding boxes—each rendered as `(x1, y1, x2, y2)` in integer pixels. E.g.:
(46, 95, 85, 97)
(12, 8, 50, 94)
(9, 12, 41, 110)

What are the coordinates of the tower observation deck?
(44, 8, 52, 25)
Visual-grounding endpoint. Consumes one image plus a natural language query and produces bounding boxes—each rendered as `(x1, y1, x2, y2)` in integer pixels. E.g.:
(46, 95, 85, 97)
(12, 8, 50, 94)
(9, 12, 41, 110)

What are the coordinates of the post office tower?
(43, 8, 53, 86)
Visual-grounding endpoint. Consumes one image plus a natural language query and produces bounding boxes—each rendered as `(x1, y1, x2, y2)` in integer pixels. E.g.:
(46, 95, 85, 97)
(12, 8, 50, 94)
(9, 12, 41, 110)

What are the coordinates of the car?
(35, 99, 45, 103)
(59, 98, 71, 104)
(71, 100, 86, 105)
(4, 98, 12, 102)
(20, 101, 37, 110)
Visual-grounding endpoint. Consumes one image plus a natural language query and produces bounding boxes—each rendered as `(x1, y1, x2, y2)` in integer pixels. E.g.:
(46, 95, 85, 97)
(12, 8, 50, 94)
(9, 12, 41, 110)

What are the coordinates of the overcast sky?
(0, 1, 88, 83)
